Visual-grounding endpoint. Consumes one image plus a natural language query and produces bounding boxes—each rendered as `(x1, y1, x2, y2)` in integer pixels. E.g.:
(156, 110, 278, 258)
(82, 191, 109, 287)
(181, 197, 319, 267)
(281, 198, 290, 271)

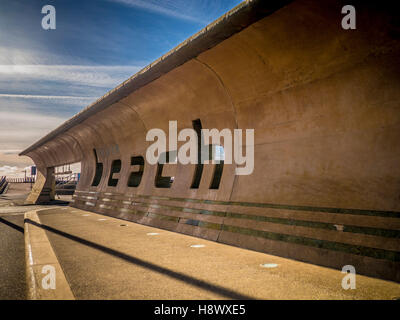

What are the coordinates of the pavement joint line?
(24, 209, 75, 300)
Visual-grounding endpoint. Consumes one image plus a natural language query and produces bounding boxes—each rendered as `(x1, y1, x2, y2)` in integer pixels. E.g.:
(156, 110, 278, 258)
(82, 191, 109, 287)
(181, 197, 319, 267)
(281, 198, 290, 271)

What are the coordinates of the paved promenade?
(0, 183, 67, 299)
(0, 212, 26, 299)
(26, 207, 400, 300)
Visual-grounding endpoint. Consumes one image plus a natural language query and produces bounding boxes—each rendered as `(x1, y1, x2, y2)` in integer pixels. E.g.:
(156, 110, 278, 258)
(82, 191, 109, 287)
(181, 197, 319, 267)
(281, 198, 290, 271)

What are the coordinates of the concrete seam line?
(24, 209, 75, 300)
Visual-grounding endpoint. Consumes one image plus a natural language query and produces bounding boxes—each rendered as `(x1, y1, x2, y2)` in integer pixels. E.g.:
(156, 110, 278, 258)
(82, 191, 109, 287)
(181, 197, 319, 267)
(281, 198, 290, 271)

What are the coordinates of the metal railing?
(56, 173, 79, 185)
(6, 177, 35, 183)
(55, 173, 80, 196)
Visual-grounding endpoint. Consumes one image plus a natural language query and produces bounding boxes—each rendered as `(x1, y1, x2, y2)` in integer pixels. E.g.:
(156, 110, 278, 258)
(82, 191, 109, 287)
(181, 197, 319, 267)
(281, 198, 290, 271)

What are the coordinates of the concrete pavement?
(0, 197, 55, 300)
(0, 213, 26, 300)
(25, 207, 400, 300)
(0, 183, 67, 300)
(0, 182, 32, 206)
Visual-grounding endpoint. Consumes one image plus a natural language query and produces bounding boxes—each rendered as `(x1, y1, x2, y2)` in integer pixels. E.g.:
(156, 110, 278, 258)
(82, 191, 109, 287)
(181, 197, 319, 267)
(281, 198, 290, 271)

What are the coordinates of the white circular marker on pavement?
(190, 244, 205, 248)
(260, 263, 278, 268)
(147, 233, 159, 236)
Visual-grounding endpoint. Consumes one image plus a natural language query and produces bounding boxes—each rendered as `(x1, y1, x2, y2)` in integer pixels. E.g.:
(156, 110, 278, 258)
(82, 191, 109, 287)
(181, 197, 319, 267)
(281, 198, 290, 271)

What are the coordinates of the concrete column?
(25, 166, 55, 204)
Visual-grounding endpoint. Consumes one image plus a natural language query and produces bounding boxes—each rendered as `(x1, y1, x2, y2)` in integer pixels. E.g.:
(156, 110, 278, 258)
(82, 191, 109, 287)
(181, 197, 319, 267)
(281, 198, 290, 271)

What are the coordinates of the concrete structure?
(20, 0, 400, 282)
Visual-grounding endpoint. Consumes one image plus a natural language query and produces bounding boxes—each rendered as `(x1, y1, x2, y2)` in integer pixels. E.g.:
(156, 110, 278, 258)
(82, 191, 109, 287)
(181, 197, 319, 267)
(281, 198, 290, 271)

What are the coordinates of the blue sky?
(0, 0, 242, 176)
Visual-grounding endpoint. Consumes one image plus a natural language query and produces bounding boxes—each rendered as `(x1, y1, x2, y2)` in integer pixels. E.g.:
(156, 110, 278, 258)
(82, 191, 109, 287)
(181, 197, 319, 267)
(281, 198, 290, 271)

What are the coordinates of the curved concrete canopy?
(20, 0, 400, 282)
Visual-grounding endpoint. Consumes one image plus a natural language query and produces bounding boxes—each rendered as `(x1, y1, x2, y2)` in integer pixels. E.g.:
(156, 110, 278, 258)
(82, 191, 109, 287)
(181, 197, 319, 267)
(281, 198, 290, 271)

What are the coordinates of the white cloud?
(0, 164, 35, 178)
(0, 150, 21, 155)
(0, 93, 96, 101)
(108, 0, 207, 23)
(0, 111, 65, 150)
(0, 165, 18, 174)
(0, 64, 144, 167)
(0, 64, 142, 88)
(0, 149, 34, 178)
(0, 46, 95, 65)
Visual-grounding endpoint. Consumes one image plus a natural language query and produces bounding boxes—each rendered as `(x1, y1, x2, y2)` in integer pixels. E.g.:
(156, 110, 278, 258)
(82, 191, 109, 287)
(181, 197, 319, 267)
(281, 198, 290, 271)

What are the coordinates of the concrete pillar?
(25, 166, 55, 204)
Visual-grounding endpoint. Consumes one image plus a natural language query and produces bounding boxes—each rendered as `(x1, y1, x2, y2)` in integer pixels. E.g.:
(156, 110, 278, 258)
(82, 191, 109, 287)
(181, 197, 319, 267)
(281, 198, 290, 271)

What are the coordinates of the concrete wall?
(22, 0, 400, 282)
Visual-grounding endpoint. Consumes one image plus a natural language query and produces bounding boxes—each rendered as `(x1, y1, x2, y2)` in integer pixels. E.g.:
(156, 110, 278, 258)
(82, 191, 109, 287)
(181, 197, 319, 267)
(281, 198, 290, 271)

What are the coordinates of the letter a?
(341, 5, 356, 30)
(341, 265, 356, 290)
(42, 265, 56, 289)
(42, 5, 56, 30)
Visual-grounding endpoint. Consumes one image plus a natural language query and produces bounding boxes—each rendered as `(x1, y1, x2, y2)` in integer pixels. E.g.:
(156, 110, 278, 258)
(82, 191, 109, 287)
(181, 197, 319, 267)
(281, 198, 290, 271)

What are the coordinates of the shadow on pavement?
(0, 217, 24, 233)
(25, 218, 255, 300)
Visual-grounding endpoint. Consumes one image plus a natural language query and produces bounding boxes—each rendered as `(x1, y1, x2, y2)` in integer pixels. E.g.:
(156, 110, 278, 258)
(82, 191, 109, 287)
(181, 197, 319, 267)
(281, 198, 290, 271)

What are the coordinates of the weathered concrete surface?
(34, 207, 400, 299)
(20, 0, 400, 282)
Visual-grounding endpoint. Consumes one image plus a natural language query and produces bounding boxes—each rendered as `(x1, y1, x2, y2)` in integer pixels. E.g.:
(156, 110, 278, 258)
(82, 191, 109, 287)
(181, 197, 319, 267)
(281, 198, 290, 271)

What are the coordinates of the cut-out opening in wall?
(155, 150, 177, 188)
(191, 119, 203, 189)
(108, 159, 122, 187)
(54, 162, 81, 181)
(211, 145, 225, 162)
(55, 162, 81, 199)
(91, 149, 103, 187)
(209, 145, 224, 190)
(127, 156, 144, 187)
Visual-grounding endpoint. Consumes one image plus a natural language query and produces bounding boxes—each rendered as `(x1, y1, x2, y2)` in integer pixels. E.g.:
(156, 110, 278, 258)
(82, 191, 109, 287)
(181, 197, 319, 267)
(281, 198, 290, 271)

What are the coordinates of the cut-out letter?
(127, 156, 144, 187)
(91, 149, 103, 187)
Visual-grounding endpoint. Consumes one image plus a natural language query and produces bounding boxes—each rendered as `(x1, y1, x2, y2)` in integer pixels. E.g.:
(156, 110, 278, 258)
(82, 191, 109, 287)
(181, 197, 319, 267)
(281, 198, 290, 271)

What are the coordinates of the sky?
(0, 0, 242, 177)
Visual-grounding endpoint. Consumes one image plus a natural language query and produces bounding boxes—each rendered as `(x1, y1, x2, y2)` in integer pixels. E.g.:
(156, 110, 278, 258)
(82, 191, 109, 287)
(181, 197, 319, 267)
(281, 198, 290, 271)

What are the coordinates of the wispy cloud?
(0, 65, 142, 88)
(0, 64, 144, 160)
(107, 0, 208, 23)
(0, 94, 96, 101)
(0, 0, 242, 175)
